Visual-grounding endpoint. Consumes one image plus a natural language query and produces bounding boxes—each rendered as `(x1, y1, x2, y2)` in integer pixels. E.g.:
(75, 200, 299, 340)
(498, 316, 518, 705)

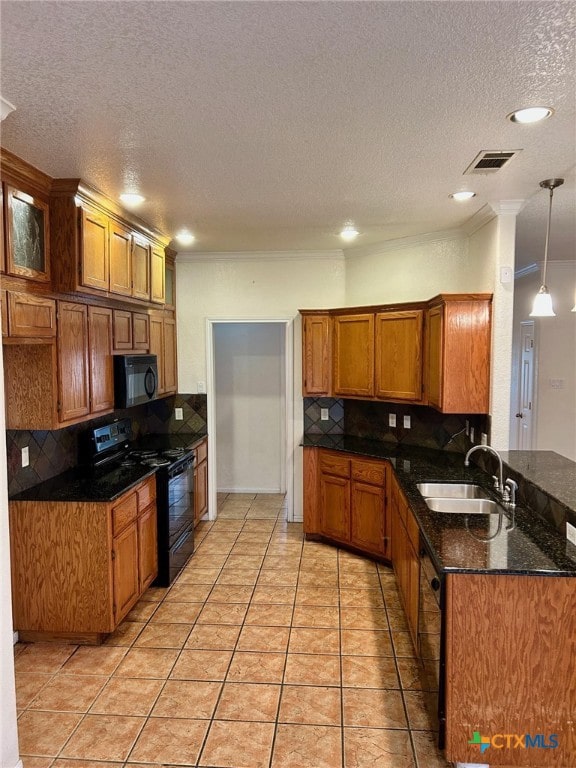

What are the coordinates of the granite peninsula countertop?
(302, 434, 576, 577)
(9, 431, 207, 504)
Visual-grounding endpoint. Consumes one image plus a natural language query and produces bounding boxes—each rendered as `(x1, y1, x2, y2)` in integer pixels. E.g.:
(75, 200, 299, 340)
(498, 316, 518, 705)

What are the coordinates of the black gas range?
(83, 419, 196, 586)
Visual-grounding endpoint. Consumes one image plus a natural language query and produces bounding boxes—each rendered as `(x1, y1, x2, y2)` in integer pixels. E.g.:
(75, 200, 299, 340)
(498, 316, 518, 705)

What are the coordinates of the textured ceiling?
(1, 1, 574, 263)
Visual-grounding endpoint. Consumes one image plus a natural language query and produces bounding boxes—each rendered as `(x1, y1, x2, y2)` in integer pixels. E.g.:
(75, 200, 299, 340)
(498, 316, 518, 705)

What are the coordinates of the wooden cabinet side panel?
(9, 501, 113, 633)
(442, 301, 491, 414)
(426, 306, 443, 408)
(50, 196, 79, 294)
(3, 343, 58, 429)
(194, 458, 209, 524)
(303, 446, 320, 535)
(57, 301, 90, 422)
(302, 314, 331, 395)
(88, 305, 114, 414)
(445, 573, 576, 767)
(333, 314, 374, 397)
(149, 313, 164, 394)
(375, 310, 423, 401)
(150, 247, 166, 304)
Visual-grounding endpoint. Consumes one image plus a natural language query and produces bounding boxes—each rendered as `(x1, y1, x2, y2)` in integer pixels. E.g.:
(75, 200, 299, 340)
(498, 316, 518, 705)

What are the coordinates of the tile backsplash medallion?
(6, 393, 207, 496)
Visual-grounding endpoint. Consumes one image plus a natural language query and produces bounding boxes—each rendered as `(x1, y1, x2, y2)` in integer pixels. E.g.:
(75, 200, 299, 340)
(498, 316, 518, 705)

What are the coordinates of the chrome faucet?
(464, 444, 506, 498)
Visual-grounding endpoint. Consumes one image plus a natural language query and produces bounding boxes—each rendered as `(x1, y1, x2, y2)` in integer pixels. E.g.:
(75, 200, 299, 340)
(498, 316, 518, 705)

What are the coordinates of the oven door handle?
(168, 458, 195, 479)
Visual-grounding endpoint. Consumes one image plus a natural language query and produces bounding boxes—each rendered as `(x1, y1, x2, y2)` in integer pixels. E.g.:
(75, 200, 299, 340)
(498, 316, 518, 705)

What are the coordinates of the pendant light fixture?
(530, 178, 564, 317)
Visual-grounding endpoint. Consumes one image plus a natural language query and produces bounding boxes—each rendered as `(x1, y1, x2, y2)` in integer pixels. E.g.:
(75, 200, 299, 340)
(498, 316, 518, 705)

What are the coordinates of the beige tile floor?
(14, 492, 452, 768)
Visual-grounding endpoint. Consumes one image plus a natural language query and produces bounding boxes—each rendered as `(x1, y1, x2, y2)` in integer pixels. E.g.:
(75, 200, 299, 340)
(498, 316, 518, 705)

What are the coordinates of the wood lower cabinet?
(390, 472, 420, 649)
(10, 475, 158, 642)
(426, 296, 491, 413)
(333, 313, 375, 397)
(445, 573, 576, 767)
(193, 438, 209, 525)
(301, 313, 331, 395)
(305, 448, 389, 558)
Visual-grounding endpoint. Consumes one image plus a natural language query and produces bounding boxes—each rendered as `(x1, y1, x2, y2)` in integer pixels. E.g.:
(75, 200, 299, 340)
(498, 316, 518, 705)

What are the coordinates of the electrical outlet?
(175, 407, 184, 421)
(567, 522, 576, 547)
(21, 446, 29, 468)
(320, 408, 329, 421)
(403, 415, 411, 429)
(470, 427, 475, 443)
(197, 381, 206, 393)
(389, 413, 396, 427)
(481, 432, 488, 445)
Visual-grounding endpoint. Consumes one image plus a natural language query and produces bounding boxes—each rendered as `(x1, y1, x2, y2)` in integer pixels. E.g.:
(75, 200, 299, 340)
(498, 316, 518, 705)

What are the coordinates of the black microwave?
(113, 354, 159, 408)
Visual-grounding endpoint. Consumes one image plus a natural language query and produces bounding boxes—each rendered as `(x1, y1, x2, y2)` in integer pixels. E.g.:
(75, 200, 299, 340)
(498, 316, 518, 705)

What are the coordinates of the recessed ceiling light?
(176, 229, 195, 246)
(449, 191, 476, 201)
(507, 106, 553, 124)
(120, 192, 145, 206)
(340, 223, 359, 242)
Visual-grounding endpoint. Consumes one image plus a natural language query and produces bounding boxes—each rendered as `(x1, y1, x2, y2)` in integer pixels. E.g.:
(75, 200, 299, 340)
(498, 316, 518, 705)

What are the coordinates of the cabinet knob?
(430, 577, 440, 591)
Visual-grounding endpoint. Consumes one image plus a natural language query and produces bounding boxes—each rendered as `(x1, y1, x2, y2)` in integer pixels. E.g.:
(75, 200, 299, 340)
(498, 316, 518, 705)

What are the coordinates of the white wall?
(214, 323, 285, 493)
(0, 326, 20, 767)
(344, 231, 493, 305)
(511, 262, 576, 461)
(177, 252, 346, 521)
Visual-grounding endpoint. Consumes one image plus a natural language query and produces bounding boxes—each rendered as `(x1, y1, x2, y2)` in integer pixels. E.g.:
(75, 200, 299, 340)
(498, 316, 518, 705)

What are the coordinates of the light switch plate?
(403, 415, 411, 429)
(389, 413, 396, 427)
(197, 381, 206, 393)
(175, 408, 184, 421)
(567, 522, 576, 547)
(320, 408, 329, 421)
(21, 446, 29, 468)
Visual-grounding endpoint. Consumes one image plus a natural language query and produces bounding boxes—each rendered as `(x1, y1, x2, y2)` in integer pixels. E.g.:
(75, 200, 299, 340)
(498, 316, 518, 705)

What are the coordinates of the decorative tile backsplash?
(343, 400, 490, 454)
(303, 398, 344, 435)
(6, 393, 208, 496)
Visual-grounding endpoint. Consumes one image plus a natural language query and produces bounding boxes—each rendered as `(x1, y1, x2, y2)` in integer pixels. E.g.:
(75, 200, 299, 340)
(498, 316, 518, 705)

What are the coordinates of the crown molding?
(462, 204, 496, 235)
(344, 229, 465, 259)
(176, 249, 345, 263)
(488, 200, 526, 217)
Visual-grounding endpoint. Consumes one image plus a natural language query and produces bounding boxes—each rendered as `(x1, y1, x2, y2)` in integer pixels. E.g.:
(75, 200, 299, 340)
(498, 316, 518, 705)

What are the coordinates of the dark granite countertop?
(9, 463, 157, 503)
(499, 450, 576, 512)
(302, 434, 576, 577)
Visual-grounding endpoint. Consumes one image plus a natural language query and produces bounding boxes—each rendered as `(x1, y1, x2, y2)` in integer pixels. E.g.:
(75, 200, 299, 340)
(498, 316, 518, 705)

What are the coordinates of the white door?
(516, 321, 535, 450)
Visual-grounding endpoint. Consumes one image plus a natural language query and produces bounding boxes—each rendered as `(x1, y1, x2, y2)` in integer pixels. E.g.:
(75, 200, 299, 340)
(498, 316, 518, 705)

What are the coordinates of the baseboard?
(218, 487, 283, 495)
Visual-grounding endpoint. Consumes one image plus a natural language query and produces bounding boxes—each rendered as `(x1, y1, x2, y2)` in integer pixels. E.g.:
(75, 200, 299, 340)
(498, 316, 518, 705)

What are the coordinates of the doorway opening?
(206, 319, 294, 522)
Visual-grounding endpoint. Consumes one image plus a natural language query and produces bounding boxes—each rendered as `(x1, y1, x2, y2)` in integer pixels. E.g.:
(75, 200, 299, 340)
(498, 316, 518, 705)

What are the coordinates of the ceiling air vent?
(464, 149, 521, 175)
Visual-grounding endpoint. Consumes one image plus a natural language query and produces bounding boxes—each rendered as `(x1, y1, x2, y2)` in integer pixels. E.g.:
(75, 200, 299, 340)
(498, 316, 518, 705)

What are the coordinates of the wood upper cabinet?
(88, 305, 114, 414)
(375, 309, 423, 401)
(133, 312, 150, 350)
(333, 313, 374, 397)
(164, 255, 175, 307)
(426, 296, 491, 413)
(4, 185, 50, 283)
(302, 313, 331, 395)
(57, 301, 90, 423)
(193, 438, 209, 526)
(113, 310, 149, 352)
(131, 235, 151, 301)
(109, 221, 132, 296)
(81, 206, 109, 291)
(6, 291, 56, 338)
(149, 310, 177, 396)
(150, 245, 166, 304)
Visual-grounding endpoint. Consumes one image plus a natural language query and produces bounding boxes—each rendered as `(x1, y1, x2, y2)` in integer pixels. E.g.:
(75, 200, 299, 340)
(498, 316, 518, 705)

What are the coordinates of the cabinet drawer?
(319, 451, 350, 478)
(194, 439, 208, 464)
(8, 291, 56, 337)
(351, 459, 386, 485)
(112, 492, 138, 534)
(137, 476, 156, 511)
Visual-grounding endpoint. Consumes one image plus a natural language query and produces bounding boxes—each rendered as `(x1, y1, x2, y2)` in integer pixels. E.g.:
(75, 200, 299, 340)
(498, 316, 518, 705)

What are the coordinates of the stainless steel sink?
(424, 497, 505, 515)
(416, 482, 491, 499)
